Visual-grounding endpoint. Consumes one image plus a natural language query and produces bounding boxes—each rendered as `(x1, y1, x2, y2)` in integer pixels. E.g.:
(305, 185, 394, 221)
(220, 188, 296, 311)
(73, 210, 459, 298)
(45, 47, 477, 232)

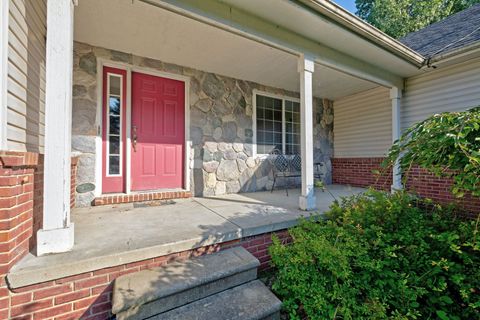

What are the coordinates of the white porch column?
(390, 87, 403, 192)
(298, 55, 316, 210)
(37, 0, 75, 256)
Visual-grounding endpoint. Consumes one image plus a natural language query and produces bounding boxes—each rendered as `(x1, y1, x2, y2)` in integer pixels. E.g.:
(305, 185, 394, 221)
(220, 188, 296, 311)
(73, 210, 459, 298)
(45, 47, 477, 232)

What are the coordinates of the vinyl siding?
(402, 57, 480, 129)
(6, 0, 46, 152)
(333, 86, 392, 157)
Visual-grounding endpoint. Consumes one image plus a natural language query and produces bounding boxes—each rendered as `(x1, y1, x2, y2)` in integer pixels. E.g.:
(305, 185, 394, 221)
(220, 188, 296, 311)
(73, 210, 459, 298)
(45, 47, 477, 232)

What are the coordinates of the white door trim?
(95, 58, 191, 196)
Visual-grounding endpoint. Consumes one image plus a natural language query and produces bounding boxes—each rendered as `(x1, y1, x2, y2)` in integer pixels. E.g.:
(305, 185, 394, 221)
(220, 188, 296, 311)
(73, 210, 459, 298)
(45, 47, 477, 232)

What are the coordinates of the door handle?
(132, 125, 137, 152)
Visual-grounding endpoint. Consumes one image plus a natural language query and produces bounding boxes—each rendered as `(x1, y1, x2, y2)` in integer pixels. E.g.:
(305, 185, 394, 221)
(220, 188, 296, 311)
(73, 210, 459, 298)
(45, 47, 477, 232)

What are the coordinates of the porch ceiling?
(74, 0, 378, 100)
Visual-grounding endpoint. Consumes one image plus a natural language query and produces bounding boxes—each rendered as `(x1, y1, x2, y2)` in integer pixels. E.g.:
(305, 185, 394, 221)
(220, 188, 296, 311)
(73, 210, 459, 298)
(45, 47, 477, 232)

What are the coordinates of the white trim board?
(0, 0, 9, 150)
(94, 58, 191, 196)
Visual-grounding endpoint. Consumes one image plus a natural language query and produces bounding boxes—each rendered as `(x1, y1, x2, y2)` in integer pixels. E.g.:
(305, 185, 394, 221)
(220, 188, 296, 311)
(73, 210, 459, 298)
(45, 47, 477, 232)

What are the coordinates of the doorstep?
(93, 189, 192, 206)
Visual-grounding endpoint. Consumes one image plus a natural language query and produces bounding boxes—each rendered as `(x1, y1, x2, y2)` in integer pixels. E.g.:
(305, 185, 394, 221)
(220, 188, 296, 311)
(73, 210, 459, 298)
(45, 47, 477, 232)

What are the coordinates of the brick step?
(112, 247, 264, 320)
(93, 190, 191, 206)
(151, 280, 282, 320)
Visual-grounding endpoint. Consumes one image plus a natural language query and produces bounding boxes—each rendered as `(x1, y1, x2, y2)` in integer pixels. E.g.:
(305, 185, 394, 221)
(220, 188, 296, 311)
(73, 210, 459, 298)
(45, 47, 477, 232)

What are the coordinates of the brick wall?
(0, 152, 38, 279)
(0, 230, 290, 320)
(0, 151, 79, 319)
(31, 156, 43, 251)
(332, 158, 392, 190)
(406, 166, 480, 217)
(332, 157, 480, 215)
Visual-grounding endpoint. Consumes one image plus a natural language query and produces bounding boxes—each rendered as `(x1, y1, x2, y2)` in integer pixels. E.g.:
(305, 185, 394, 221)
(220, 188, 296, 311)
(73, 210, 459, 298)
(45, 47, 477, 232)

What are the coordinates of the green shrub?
(382, 107, 480, 197)
(269, 190, 480, 319)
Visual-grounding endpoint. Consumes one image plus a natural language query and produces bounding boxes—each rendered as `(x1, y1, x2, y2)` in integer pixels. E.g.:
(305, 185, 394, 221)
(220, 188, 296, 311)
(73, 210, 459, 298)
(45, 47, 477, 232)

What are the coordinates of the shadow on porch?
(8, 185, 364, 288)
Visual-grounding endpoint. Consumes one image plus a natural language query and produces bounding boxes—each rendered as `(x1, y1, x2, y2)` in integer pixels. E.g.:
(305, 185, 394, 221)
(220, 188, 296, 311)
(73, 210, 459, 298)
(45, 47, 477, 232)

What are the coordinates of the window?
(106, 74, 123, 175)
(255, 93, 300, 155)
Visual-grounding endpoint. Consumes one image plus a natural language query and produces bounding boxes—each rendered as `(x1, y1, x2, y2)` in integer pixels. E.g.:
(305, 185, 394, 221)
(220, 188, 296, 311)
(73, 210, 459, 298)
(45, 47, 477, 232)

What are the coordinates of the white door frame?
(95, 58, 191, 196)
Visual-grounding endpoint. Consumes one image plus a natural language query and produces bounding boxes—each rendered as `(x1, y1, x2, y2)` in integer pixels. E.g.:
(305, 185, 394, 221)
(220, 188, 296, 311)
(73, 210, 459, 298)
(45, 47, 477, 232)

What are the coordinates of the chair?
(268, 149, 325, 196)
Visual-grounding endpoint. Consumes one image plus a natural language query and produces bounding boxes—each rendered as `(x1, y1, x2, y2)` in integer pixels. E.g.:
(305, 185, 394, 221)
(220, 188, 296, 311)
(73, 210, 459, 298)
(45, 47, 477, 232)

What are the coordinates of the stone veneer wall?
(72, 42, 334, 206)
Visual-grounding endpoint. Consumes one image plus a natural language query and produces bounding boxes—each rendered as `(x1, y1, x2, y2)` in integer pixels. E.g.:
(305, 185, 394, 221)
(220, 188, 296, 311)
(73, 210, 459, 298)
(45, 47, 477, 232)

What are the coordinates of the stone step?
(112, 247, 260, 319)
(149, 280, 282, 320)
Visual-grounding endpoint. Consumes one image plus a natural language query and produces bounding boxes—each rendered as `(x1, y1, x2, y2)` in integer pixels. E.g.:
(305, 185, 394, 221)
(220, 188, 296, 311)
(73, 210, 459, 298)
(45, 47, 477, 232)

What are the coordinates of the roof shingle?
(400, 3, 480, 58)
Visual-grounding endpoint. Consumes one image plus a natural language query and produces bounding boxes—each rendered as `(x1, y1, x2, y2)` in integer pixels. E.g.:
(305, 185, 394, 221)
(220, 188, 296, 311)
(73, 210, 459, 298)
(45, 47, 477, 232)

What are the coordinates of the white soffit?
(74, 0, 378, 99)
(222, 0, 420, 78)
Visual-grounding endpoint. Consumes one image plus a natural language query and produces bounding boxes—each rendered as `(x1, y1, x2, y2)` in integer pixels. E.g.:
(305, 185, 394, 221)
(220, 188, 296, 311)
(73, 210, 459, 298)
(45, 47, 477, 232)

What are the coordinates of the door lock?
(132, 125, 137, 152)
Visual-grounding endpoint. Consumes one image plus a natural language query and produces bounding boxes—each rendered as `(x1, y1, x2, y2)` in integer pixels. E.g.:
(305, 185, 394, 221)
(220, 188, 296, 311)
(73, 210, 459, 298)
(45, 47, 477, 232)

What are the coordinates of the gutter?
(296, 0, 425, 67)
(423, 41, 480, 68)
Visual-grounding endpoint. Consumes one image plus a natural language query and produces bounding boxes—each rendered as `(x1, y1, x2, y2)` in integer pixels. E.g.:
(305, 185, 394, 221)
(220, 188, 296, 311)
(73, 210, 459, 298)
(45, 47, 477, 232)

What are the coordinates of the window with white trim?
(255, 93, 300, 155)
(106, 74, 122, 176)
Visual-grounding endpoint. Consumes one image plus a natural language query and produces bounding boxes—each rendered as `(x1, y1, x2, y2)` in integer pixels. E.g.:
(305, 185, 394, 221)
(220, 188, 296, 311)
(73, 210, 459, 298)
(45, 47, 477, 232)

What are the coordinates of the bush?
(269, 190, 480, 319)
(382, 107, 480, 197)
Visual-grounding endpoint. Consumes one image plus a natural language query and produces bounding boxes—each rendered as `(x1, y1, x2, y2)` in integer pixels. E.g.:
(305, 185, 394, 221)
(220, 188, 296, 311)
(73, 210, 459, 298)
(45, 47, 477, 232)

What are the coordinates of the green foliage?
(383, 107, 480, 198)
(355, 0, 480, 38)
(270, 190, 480, 319)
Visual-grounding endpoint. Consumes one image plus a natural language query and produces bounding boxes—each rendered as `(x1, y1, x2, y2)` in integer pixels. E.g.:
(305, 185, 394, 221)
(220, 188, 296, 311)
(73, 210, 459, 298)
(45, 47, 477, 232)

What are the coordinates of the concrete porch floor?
(8, 185, 364, 288)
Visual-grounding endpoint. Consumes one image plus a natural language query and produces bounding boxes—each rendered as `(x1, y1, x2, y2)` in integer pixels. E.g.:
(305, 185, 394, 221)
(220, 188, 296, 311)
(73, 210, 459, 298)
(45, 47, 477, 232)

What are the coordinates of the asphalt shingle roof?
(400, 3, 480, 58)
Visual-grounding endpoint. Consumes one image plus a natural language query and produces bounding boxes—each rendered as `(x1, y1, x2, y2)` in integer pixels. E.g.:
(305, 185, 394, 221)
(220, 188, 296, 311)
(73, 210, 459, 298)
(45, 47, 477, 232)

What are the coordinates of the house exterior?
(0, 0, 479, 319)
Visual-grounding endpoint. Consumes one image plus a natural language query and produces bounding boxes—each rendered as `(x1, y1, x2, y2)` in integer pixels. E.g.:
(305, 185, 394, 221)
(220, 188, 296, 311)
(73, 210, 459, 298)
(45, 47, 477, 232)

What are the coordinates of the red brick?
(0, 297, 8, 309)
(90, 301, 111, 315)
(33, 304, 72, 320)
(14, 281, 55, 294)
(11, 299, 53, 318)
(55, 289, 90, 305)
(11, 314, 32, 320)
(92, 265, 124, 276)
(34, 284, 72, 300)
(11, 292, 32, 306)
(54, 308, 89, 320)
(91, 283, 112, 296)
(73, 296, 99, 310)
(74, 276, 108, 290)
(125, 259, 151, 269)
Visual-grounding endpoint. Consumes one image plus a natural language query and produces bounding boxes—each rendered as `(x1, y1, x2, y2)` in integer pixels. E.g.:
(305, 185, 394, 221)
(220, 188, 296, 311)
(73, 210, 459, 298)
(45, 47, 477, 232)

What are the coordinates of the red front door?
(131, 72, 185, 191)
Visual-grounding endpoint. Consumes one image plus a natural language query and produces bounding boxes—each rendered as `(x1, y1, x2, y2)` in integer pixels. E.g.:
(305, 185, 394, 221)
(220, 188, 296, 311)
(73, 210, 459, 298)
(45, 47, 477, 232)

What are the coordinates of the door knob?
(132, 125, 137, 152)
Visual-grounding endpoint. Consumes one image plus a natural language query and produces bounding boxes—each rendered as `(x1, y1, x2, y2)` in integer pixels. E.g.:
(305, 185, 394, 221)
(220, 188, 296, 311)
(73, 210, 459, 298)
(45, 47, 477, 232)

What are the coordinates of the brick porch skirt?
(332, 157, 480, 217)
(0, 230, 290, 320)
(0, 151, 79, 319)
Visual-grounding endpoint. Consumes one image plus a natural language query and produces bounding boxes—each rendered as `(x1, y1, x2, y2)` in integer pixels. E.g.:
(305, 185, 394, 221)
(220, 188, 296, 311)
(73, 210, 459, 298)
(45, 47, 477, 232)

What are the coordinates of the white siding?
(6, 0, 46, 152)
(402, 57, 480, 129)
(333, 86, 391, 157)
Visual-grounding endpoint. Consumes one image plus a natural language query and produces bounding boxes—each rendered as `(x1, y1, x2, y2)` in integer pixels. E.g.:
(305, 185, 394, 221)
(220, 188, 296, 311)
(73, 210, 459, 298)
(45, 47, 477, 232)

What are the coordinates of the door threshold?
(93, 189, 191, 206)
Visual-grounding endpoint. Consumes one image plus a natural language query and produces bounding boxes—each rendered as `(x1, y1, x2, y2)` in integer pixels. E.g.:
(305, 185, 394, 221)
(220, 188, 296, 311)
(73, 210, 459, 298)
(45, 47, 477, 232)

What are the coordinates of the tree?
(355, 0, 480, 38)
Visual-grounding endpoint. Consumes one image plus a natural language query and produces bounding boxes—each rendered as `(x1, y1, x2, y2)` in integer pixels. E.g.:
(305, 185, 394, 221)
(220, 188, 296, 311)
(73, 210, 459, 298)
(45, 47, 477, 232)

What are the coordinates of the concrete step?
(149, 280, 282, 320)
(112, 247, 260, 319)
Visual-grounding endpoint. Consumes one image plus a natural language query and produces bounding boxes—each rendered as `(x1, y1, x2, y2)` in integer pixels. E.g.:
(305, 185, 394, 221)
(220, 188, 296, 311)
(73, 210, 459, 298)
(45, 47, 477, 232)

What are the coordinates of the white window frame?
(105, 73, 123, 177)
(252, 89, 300, 158)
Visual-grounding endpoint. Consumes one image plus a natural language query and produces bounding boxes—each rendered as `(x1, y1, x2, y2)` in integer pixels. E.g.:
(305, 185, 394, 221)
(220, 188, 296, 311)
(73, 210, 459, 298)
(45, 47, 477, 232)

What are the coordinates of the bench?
(267, 149, 324, 196)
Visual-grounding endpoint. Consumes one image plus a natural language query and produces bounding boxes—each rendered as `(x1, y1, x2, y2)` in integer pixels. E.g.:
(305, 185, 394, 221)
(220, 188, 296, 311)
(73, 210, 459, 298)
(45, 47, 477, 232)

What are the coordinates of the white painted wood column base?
(37, 0, 75, 255)
(37, 226, 74, 256)
(298, 55, 316, 211)
(390, 87, 403, 192)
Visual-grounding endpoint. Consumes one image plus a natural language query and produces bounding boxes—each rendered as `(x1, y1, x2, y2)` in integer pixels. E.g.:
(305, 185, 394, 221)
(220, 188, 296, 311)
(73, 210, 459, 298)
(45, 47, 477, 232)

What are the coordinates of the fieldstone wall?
(72, 42, 333, 206)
